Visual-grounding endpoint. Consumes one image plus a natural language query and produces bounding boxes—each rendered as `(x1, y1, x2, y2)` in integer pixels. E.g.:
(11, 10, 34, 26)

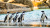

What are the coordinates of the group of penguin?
(4, 11, 48, 23)
(4, 11, 25, 23)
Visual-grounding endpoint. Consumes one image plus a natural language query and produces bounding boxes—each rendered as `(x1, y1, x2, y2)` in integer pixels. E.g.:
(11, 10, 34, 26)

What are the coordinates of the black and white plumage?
(13, 12, 19, 22)
(9, 13, 15, 23)
(9, 13, 15, 20)
(18, 11, 25, 22)
(4, 15, 8, 22)
(40, 11, 48, 22)
(4, 11, 10, 22)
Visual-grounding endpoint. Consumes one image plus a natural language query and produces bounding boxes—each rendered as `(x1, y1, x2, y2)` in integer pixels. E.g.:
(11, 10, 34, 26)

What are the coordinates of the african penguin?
(9, 13, 15, 23)
(13, 12, 19, 22)
(40, 11, 48, 22)
(18, 11, 25, 22)
(4, 11, 10, 23)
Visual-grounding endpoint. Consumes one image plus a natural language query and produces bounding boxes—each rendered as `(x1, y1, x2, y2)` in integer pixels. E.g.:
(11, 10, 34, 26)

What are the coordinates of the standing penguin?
(18, 11, 25, 22)
(9, 13, 15, 23)
(13, 12, 19, 22)
(40, 11, 48, 22)
(4, 11, 10, 23)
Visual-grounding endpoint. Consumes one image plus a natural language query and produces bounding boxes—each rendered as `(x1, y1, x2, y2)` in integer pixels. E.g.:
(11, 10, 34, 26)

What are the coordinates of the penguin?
(9, 13, 15, 20)
(18, 11, 25, 22)
(9, 13, 15, 23)
(13, 12, 19, 22)
(4, 11, 10, 22)
(40, 11, 48, 22)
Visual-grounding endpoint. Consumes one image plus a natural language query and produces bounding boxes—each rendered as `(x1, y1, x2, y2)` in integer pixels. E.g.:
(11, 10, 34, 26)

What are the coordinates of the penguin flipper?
(13, 17, 17, 22)
(18, 17, 20, 22)
(45, 15, 48, 19)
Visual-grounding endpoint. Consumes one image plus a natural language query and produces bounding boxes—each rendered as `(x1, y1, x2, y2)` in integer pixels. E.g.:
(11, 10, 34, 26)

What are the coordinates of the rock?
(3, 0, 8, 2)
(8, 0, 33, 7)
(0, 2, 6, 9)
(0, 2, 22, 9)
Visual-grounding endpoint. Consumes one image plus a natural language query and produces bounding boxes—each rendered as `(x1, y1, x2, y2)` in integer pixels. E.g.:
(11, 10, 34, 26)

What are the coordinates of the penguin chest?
(41, 14, 46, 20)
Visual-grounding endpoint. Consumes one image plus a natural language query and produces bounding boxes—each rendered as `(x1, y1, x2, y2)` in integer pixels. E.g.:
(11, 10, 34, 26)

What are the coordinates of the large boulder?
(3, 0, 8, 2)
(0, 2, 22, 10)
(8, 0, 33, 7)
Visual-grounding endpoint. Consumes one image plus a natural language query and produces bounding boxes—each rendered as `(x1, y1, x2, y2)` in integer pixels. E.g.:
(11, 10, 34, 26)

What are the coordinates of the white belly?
(41, 14, 46, 20)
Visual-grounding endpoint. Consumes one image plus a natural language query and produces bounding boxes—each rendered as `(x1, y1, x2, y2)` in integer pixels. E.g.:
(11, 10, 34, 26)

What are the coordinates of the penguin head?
(41, 11, 44, 13)
(7, 11, 10, 13)
(22, 11, 25, 15)
(22, 11, 25, 13)
(41, 11, 44, 12)
(12, 13, 15, 15)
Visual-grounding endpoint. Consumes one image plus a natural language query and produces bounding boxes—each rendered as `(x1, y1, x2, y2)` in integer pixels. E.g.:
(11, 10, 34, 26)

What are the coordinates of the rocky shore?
(0, 0, 50, 14)
(0, 8, 31, 14)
